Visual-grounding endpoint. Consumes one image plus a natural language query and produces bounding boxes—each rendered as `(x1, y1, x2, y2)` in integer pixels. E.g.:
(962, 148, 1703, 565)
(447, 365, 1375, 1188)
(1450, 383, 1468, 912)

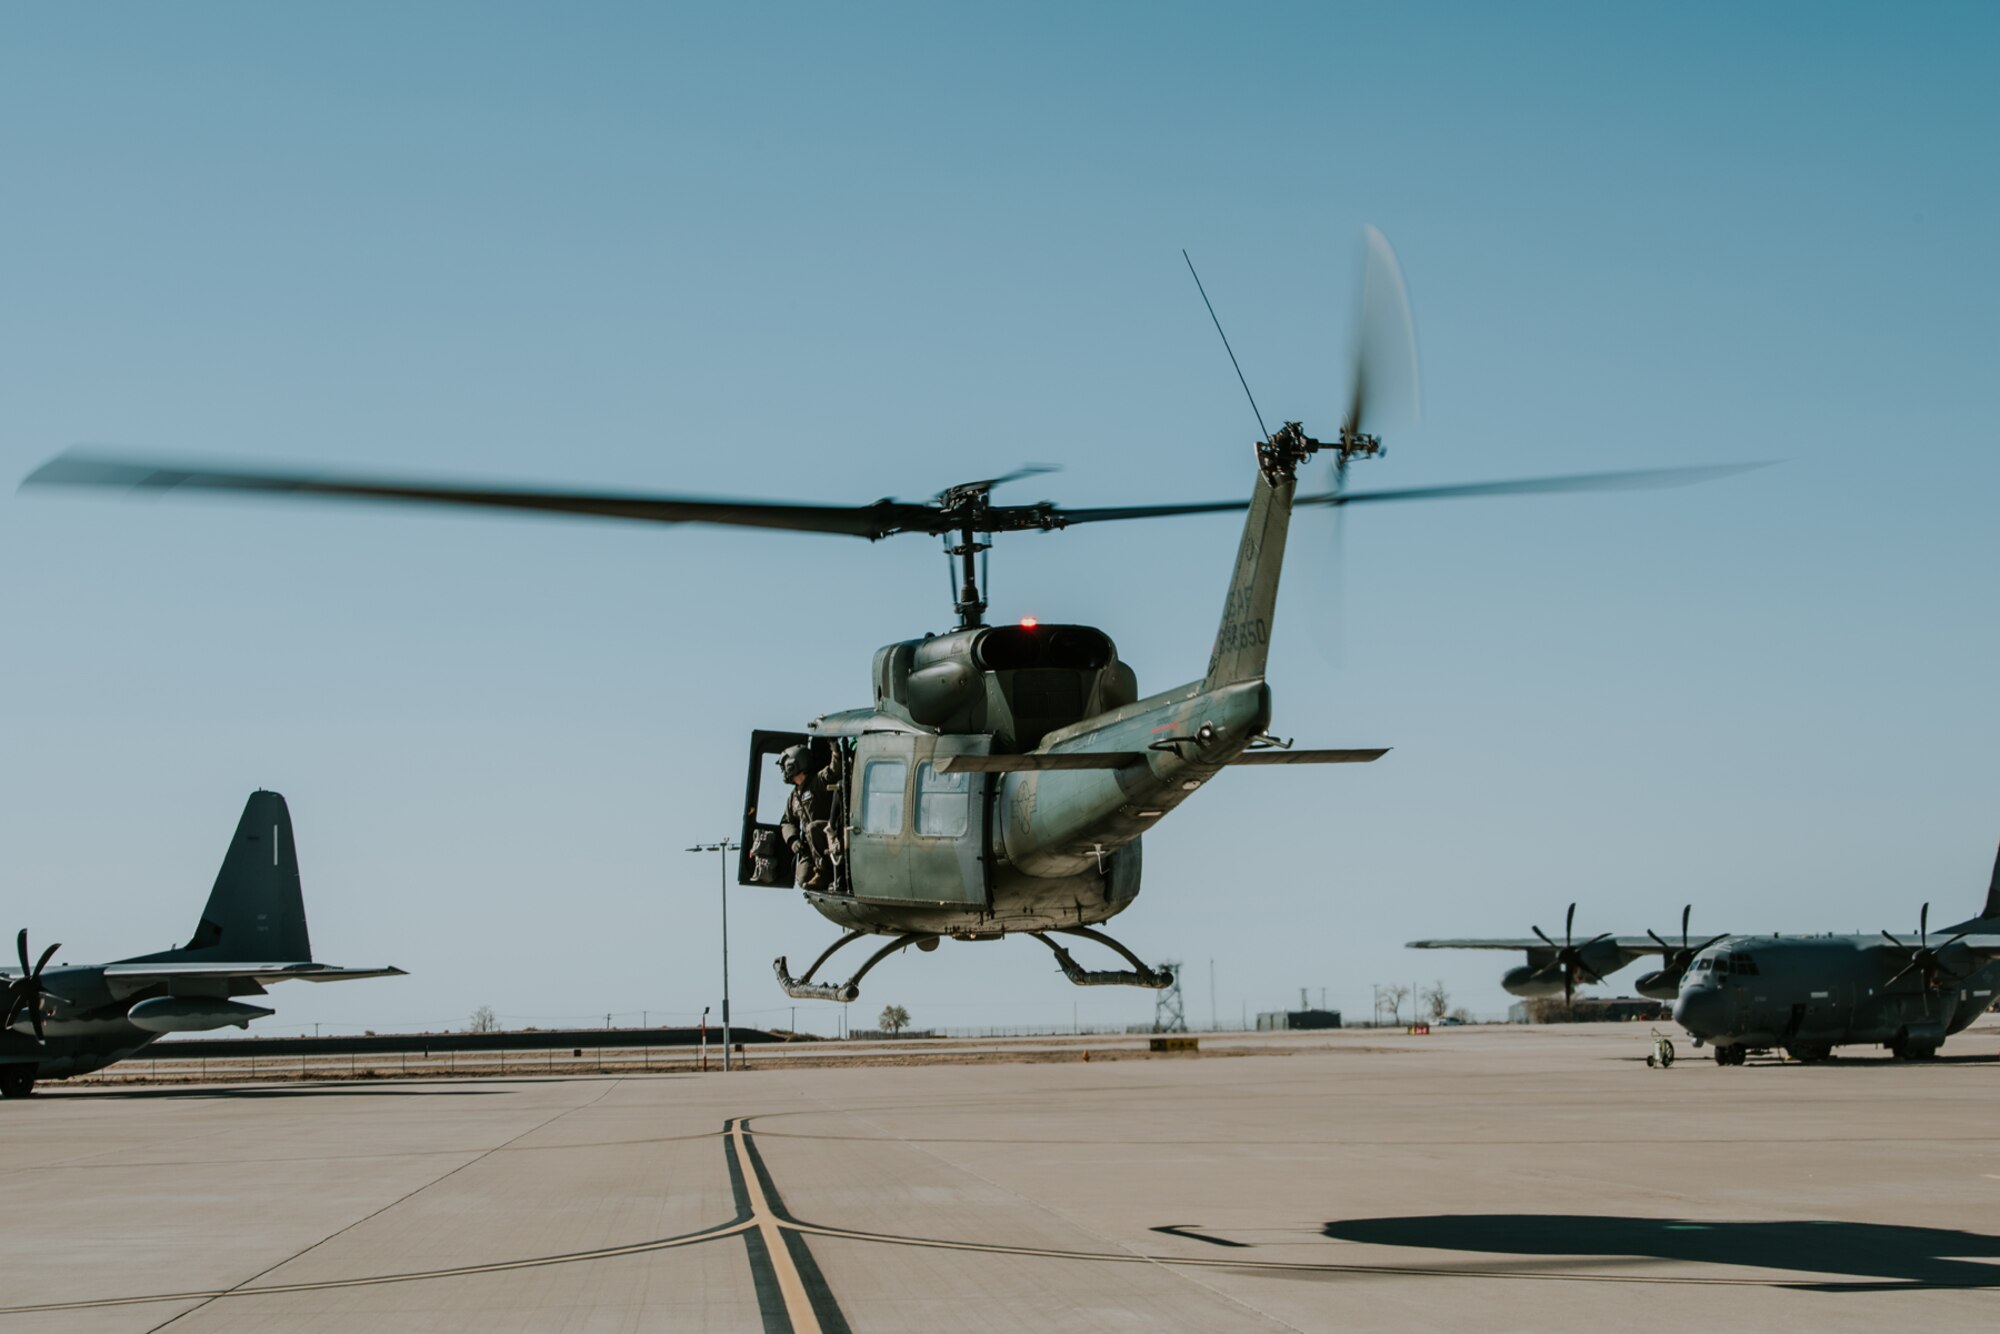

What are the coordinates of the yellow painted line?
(731, 1120, 823, 1334)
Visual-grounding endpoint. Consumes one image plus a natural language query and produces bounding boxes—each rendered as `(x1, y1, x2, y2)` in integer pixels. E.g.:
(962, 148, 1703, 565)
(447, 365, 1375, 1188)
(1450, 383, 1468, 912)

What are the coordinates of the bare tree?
(467, 1005, 498, 1034)
(1382, 984, 1411, 1026)
(1420, 981, 1451, 1023)
(878, 1004, 910, 1035)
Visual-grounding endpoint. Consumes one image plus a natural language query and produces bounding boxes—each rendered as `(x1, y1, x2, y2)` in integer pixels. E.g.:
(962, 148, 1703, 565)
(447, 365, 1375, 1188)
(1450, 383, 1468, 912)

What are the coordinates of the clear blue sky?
(3, 3, 1996, 1035)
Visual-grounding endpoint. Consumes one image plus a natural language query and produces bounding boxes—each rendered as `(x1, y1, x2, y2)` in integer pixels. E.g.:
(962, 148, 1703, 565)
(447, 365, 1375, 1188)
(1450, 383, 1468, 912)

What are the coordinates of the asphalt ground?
(4, 1022, 1998, 1332)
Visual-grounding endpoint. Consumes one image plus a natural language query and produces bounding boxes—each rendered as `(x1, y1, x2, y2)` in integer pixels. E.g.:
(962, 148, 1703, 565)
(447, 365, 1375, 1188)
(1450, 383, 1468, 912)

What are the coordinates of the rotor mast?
(949, 522, 988, 629)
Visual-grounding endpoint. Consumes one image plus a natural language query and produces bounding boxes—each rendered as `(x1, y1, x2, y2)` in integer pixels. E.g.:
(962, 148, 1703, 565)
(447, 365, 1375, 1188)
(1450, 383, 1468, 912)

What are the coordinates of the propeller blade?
(27, 1002, 43, 1042)
(24, 450, 937, 539)
(15, 929, 26, 975)
(1565, 903, 1577, 949)
(1531, 925, 1558, 950)
(1693, 934, 1727, 954)
(1884, 962, 1920, 989)
(31, 942, 58, 977)
(1299, 462, 1773, 511)
(1647, 929, 1671, 953)
(28, 451, 1771, 540)
(1920, 902, 1931, 946)
(940, 464, 1060, 501)
(1680, 905, 1692, 951)
(1342, 224, 1421, 440)
(1881, 931, 1910, 951)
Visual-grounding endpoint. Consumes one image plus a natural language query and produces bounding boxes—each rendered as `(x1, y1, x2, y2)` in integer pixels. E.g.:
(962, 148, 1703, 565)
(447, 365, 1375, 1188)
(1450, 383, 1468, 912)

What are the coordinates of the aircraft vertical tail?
(1982, 840, 2000, 922)
(148, 791, 313, 964)
(1204, 458, 1296, 689)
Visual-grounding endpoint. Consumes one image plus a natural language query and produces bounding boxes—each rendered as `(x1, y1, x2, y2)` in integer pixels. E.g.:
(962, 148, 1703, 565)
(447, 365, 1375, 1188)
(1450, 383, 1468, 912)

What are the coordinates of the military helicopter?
(23, 231, 1755, 1003)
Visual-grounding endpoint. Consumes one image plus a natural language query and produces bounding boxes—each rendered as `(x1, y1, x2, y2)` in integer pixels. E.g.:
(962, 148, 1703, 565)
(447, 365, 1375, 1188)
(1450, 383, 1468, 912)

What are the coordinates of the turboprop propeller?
(3, 930, 63, 1041)
(1881, 902, 1971, 1014)
(1634, 905, 1728, 1000)
(1495, 903, 1615, 1003)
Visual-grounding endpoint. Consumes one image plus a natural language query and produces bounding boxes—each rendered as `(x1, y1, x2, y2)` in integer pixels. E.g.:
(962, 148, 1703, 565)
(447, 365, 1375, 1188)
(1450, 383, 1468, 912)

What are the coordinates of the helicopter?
(22, 231, 1757, 1003)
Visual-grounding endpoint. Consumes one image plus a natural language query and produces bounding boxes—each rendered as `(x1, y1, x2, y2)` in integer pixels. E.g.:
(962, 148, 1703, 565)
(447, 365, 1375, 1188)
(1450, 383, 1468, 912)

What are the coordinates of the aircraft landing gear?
(0, 1066, 35, 1098)
(774, 930, 938, 1002)
(1889, 1032, 1938, 1061)
(1031, 927, 1174, 990)
(1712, 1044, 1746, 1067)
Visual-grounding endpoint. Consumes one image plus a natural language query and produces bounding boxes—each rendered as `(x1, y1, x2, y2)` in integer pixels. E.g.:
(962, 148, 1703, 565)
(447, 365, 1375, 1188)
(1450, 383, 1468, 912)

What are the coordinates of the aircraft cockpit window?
(1697, 957, 1712, 971)
(1727, 955, 1759, 976)
(860, 760, 908, 835)
(915, 762, 969, 838)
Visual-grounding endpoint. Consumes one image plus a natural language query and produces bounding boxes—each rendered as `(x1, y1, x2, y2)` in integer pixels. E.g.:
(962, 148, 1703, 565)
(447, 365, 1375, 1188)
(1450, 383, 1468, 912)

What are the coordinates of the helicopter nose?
(1673, 987, 1723, 1036)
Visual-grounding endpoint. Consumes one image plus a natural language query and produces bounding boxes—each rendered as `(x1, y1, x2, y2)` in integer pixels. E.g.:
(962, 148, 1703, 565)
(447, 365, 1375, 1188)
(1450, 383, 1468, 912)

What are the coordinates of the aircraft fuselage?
(1672, 936, 2000, 1059)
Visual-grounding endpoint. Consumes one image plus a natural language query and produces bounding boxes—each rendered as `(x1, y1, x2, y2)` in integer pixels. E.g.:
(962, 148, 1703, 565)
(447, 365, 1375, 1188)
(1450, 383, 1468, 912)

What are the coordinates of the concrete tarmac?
(4, 1023, 1998, 1332)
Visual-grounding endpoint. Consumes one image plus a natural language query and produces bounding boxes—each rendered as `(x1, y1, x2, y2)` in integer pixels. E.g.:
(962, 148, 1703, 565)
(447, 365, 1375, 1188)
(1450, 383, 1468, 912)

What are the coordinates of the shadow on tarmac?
(1323, 1214, 2000, 1289)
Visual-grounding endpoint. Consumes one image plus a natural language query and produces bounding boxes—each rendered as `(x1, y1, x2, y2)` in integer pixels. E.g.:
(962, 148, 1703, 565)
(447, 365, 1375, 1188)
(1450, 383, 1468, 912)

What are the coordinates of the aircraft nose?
(1673, 987, 1721, 1035)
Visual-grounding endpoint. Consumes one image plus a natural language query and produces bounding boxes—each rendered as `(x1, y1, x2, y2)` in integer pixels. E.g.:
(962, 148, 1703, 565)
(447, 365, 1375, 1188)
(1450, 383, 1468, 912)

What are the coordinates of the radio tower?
(1153, 961, 1187, 1033)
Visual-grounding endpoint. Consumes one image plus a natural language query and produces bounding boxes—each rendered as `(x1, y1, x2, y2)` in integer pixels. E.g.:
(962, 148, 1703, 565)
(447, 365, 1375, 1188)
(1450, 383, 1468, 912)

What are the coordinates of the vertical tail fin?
(160, 791, 312, 963)
(1983, 841, 2000, 922)
(1205, 451, 1299, 688)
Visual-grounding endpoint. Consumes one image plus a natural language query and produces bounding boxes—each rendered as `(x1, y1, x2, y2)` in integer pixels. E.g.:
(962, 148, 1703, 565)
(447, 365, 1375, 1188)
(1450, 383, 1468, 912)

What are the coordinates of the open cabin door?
(739, 728, 813, 888)
(846, 731, 993, 907)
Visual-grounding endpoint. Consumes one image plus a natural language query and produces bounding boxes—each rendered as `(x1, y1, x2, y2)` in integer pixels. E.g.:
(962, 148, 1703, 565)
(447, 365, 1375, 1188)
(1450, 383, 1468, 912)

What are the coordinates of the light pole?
(687, 840, 740, 1070)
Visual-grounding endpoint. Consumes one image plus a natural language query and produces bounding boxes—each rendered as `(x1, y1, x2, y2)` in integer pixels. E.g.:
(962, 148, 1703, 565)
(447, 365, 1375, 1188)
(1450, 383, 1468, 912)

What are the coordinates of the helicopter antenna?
(1182, 249, 1270, 443)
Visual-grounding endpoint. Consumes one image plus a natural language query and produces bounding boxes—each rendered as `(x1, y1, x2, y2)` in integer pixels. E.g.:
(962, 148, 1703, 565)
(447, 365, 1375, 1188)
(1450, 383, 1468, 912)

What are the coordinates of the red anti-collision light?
(1019, 617, 1039, 628)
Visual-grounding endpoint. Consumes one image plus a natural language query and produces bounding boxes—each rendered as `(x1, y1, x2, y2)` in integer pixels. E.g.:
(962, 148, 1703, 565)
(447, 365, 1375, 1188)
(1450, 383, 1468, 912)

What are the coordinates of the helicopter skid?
(774, 922, 1170, 1002)
(774, 930, 938, 1003)
(1034, 926, 1174, 990)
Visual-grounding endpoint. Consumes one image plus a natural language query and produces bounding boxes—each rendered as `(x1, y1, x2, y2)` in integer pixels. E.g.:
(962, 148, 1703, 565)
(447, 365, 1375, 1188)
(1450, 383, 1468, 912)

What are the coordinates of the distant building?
(1255, 1008, 1342, 1031)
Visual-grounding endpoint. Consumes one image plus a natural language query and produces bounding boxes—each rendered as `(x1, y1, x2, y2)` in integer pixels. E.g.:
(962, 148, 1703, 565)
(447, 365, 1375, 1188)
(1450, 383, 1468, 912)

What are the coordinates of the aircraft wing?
(1407, 937, 1662, 953)
(101, 963, 407, 984)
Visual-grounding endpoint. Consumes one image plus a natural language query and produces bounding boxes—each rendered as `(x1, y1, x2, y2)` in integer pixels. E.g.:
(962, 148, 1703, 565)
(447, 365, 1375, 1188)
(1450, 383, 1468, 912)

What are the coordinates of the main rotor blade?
(25, 451, 937, 539)
(1058, 463, 1767, 528)
(1303, 462, 1772, 509)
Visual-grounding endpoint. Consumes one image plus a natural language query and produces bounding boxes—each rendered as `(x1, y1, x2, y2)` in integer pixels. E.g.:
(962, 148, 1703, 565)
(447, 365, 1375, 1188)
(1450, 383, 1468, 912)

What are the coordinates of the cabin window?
(915, 762, 970, 838)
(860, 760, 907, 835)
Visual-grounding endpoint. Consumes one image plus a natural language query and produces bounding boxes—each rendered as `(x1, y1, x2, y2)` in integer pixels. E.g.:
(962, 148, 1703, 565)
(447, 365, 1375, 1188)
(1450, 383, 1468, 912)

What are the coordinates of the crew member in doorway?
(779, 745, 837, 890)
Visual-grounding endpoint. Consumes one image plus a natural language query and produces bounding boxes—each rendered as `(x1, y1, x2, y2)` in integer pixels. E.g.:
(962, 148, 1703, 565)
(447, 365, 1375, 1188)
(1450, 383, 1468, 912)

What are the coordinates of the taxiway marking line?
(731, 1118, 824, 1334)
(0, 1221, 754, 1317)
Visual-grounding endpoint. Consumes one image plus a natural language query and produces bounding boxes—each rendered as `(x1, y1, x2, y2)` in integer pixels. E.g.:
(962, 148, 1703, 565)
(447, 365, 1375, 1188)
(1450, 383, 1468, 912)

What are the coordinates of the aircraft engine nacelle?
(125, 997, 276, 1034)
(1500, 965, 1567, 998)
(1632, 970, 1680, 1002)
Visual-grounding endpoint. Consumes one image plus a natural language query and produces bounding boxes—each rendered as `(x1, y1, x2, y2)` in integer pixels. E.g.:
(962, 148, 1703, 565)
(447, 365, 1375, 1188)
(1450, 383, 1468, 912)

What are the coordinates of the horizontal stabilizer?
(1229, 748, 1389, 765)
(935, 752, 1146, 773)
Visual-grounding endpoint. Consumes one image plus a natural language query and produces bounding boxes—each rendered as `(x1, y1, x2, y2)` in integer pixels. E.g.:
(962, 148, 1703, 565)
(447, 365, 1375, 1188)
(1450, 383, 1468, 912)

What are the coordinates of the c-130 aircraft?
(0, 791, 403, 1097)
(1410, 845, 2000, 1064)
